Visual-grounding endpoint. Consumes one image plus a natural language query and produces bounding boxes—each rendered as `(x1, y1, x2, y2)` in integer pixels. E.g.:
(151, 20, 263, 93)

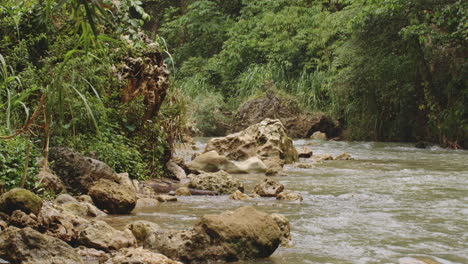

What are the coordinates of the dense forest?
(1, 0, 467, 190)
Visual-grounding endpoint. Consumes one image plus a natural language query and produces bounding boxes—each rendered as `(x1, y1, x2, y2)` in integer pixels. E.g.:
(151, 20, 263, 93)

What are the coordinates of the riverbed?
(105, 139, 468, 264)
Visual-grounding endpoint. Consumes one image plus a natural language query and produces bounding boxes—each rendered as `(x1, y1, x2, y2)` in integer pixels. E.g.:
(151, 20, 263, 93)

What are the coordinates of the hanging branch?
(0, 94, 47, 140)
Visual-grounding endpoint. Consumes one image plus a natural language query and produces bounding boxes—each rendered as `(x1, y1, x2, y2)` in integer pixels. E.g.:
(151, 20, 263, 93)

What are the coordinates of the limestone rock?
(0, 188, 43, 215)
(135, 197, 160, 208)
(188, 150, 246, 173)
(36, 168, 66, 194)
(188, 170, 243, 194)
(293, 162, 316, 169)
(175, 187, 191, 196)
(105, 247, 182, 264)
(38, 203, 89, 242)
(271, 213, 293, 247)
(334, 152, 353, 160)
(55, 194, 78, 205)
(76, 195, 93, 204)
(48, 147, 119, 193)
(77, 220, 136, 252)
(229, 190, 250, 200)
(9, 210, 38, 228)
(76, 246, 109, 264)
(253, 179, 284, 197)
(276, 191, 303, 201)
(0, 226, 83, 264)
(88, 179, 137, 214)
(310, 131, 327, 140)
(167, 161, 187, 180)
(205, 119, 298, 164)
(126, 220, 160, 247)
(234, 156, 268, 173)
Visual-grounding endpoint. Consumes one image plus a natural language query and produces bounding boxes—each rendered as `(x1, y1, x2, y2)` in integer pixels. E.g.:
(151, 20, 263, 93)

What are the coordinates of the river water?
(105, 139, 468, 264)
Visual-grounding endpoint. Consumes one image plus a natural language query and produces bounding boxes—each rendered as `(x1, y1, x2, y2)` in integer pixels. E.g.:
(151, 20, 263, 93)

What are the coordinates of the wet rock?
(205, 118, 298, 164)
(175, 187, 191, 196)
(264, 157, 284, 175)
(9, 210, 38, 228)
(414, 141, 429, 149)
(253, 179, 284, 197)
(76, 246, 109, 264)
(0, 226, 83, 264)
(276, 191, 303, 201)
(229, 190, 250, 200)
(188, 170, 244, 194)
(312, 153, 333, 161)
(48, 147, 120, 193)
(36, 168, 66, 194)
(293, 162, 316, 169)
(167, 161, 187, 180)
(126, 220, 160, 247)
(55, 194, 78, 205)
(88, 179, 137, 214)
(193, 206, 284, 261)
(271, 213, 292, 247)
(0, 188, 43, 215)
(188, 150, 246, 174)
(135, 198, 159, 209)
(334, 152, 353, 160)
(77, 220, 136, 252)
(298, 148, 313, 158)
(310, 131, 327, 140)
(105, 247, 182, 264)
(234, 156, 268, 173)
(156, 195, 178, 202)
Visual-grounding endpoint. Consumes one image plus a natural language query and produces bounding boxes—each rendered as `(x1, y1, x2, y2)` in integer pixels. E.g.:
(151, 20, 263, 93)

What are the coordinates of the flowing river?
(105, 139, 468, 264)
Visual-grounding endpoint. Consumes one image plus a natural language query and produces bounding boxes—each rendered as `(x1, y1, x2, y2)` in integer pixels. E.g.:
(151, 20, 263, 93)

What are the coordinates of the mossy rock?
(0, 188, 43, 215)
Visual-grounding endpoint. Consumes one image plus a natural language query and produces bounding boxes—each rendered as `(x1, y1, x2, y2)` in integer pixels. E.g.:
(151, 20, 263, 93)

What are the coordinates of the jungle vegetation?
(0, 0, 467, 191)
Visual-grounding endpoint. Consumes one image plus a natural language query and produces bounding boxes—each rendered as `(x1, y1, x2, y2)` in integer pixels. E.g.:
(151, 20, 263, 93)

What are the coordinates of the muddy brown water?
(102, 139, 468, 264)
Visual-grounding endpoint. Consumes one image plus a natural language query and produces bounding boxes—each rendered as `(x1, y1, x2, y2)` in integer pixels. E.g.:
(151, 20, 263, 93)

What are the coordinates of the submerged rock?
(253, 178, 285, 197)
(276, 191, 303, 202)
(188, 170, 243, 195)
(205, 118, 298, 164)
(229, 190, 251, 200)
(293, 162, 316, 169)
(312, 153, 333, 161)
(298, 148, 313, 158)
(88, 179, 137, 214)
(0, 188, 43, 215)
(0, 226, 83, 264)
(156, 195, 178, 202)
(175, 187, 191, 196)
(77, 220, 136, 252)
(334, 152, 353, 160)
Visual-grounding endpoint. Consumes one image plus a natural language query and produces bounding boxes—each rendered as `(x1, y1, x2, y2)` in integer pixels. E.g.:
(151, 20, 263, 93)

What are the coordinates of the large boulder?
(188, 170, 243, 194)
(88, 179, 137, 214)
(0, 188, 43, 215)
(205, 119, 298, 165)
(149, 206, 287, 263)
(77, 220, 136, 252)
(105, 248, 182, 264)
(233, 92, 341, 138)
(253, 179, 285, 197)
(193, 206, 284, 261)
(0, 226, 83, 264)
(188, 150, 246, 174)
(48, 147, 119, 193)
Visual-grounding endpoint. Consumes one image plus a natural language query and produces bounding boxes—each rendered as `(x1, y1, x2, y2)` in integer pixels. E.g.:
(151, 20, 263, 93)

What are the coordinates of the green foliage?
(0, 134, 40, 190)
